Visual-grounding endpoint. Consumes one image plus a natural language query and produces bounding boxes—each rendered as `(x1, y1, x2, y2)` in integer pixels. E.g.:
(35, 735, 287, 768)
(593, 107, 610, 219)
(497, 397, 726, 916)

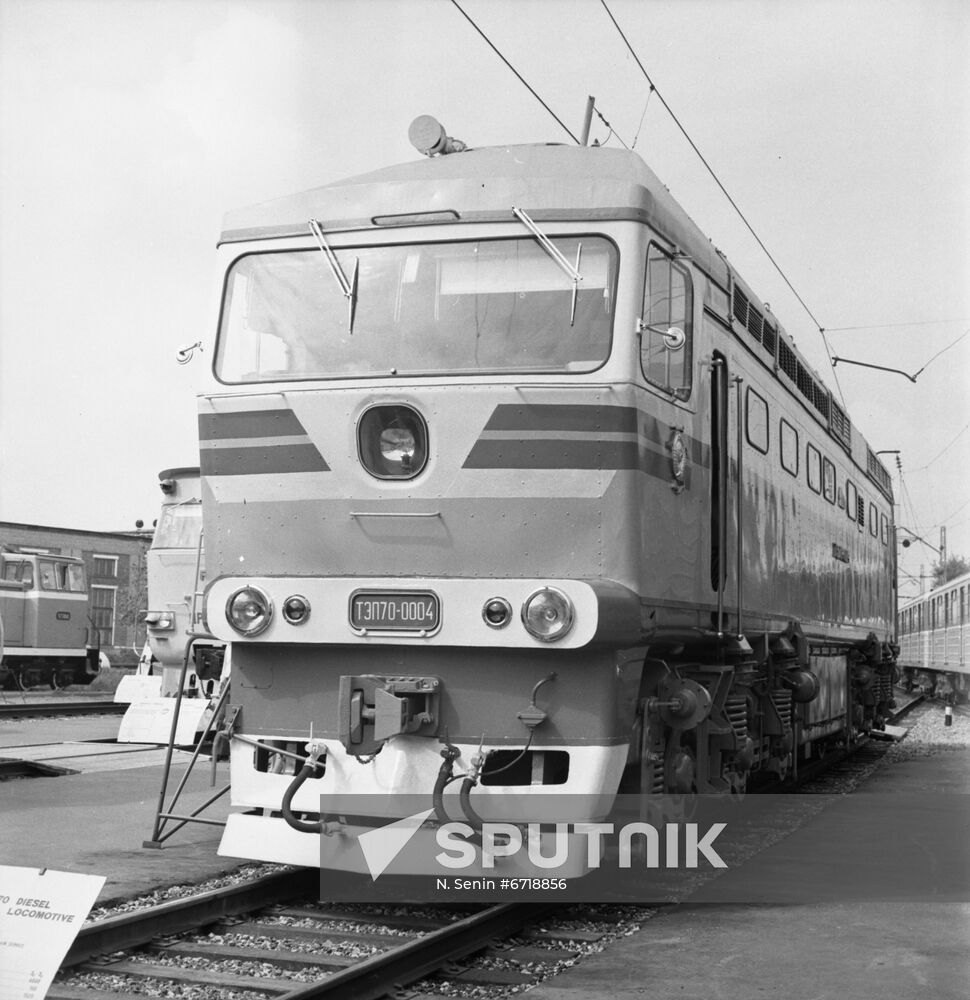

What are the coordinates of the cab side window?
(641, 247, 693, 398)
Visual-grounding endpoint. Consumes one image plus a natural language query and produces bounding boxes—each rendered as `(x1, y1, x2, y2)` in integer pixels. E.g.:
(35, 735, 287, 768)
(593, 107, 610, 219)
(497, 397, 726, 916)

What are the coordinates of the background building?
(0, 521, 152, 667)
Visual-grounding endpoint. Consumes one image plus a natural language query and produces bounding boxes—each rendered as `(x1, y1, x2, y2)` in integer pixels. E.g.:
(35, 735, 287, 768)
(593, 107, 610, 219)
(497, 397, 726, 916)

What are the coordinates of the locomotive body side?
(198, 142, 896, 872)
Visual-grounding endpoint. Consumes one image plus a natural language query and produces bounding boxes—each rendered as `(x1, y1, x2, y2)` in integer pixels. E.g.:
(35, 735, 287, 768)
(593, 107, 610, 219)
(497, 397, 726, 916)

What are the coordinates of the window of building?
(91, 585, 117, 646)
(780, 420, 798, 476)
(93, 555, 118, 578)
(822, 458, 836, 504)
(745, 388, 769, 454)
(807, 444, 822, 494)
(641, 246, 693, 397)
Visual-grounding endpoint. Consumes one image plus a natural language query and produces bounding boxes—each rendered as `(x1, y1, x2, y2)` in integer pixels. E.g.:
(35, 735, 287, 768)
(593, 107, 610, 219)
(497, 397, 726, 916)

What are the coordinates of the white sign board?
(113, 674, 162, 704)
(0, 866, 105, 1000)
(117, 698, 209, 744)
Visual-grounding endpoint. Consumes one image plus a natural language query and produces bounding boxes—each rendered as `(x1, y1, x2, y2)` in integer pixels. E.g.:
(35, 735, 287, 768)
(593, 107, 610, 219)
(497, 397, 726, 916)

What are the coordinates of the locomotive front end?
(202, 139, 657, 874)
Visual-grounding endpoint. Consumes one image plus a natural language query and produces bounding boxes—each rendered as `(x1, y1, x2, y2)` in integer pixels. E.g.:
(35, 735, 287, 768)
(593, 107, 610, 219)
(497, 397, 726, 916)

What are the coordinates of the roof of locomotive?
(219, 143, 729, 286)
(217, 141, 894, 502)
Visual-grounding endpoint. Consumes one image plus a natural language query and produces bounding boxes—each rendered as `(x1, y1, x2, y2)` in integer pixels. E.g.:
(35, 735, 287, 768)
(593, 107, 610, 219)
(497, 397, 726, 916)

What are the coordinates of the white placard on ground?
(0, 865, 105, 1000)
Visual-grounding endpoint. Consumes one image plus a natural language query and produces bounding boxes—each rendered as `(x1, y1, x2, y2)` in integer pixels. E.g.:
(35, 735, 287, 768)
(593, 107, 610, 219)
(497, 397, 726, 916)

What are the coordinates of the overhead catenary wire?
(909, 422, 970, 472)
(911, 327, 970, 381)
(631, 85, 655, 150)
(593, 106, 630, 149)
(825, 318, 970, 332)
(448, 0, 579, 144)
(599, 0, 846, 408)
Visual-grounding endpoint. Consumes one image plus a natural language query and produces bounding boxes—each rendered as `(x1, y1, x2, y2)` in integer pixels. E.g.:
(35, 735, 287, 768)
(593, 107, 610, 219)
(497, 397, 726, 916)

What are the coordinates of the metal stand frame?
(143, 634, 231, 847)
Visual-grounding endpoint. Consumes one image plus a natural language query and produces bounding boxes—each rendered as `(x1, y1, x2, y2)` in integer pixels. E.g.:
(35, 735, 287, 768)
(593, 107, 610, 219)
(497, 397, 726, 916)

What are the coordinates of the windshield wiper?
(511, 206, 583, 326)
(308, 218, 359, 333)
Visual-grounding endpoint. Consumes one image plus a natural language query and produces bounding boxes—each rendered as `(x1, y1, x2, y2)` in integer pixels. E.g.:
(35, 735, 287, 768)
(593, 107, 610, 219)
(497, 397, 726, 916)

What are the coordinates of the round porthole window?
(358, 404, 428, 480)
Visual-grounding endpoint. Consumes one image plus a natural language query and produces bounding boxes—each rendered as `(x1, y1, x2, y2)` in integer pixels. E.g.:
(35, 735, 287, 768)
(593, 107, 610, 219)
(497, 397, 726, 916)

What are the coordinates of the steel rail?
(275, 901, 560, 1000)
(0, 700, 126, 719)
(63, 868, 319, 967)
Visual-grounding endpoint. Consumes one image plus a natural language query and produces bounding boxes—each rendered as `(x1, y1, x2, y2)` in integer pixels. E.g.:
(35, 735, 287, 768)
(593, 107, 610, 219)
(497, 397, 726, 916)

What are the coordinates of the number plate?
(350, 590, 440, 632)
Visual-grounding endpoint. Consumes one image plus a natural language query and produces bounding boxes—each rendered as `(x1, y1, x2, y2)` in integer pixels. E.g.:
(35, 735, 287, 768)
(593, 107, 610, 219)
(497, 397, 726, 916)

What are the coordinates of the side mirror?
(663, 326, 686, 351)
(635, 319, 686, 351)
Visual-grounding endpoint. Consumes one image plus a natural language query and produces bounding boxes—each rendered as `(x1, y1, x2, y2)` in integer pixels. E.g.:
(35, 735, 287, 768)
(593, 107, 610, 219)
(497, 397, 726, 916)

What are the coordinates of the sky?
(0, 0, 967, 597)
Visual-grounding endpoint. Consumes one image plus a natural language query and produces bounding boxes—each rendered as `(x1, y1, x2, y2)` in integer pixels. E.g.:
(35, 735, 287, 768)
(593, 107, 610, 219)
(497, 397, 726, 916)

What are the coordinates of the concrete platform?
(527, 747, 970, 1000)
(0, 715, 243, 906)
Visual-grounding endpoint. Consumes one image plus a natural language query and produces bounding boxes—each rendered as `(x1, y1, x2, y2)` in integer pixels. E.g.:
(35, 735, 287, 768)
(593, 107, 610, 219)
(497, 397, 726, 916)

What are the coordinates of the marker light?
(226, 586, 273, 637)
(282, 595, 311, 625)
(521, 587, 574, 642)
(482, 597, 513, 629)
(144, 611, 175, 631)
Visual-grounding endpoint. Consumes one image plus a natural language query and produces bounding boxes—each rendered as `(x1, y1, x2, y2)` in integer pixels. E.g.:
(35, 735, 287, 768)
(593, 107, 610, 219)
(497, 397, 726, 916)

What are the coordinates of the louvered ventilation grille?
(733, 285, 749, 328)
(747, 307, 763, 344)
(796, 363, 814, 401)
(762, 322, 777, 357)
(814, 386, 830, 419)
(829, 400, 852, 451)
(867, 448, 893, 497)
(778, 340, 797, 380)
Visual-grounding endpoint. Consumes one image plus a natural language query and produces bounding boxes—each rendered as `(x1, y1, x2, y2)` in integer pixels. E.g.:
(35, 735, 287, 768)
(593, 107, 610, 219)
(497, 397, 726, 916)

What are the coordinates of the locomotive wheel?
(50, 670, 73, 691)
(663, 731, 698, 822)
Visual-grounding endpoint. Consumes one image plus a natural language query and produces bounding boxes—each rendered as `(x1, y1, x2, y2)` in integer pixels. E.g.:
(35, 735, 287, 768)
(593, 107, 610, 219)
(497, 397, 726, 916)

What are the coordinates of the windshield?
(153, 502, 202, 550)
(38, 560, 86, 592)
(215, 236, 616, 381)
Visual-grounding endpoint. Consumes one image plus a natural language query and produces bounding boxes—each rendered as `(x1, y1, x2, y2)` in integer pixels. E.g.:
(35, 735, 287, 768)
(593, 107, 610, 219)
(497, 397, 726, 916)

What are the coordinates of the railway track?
(44, 688, 931, 998)
(50, 869, 605, 999)
(0, 699, 126, 719)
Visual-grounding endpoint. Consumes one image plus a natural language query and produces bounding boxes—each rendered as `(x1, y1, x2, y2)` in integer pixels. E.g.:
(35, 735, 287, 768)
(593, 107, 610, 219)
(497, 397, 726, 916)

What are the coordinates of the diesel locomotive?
(116, 468, 228, 744)
(0, 547, 101, 690)
(196, 118, 897, 873)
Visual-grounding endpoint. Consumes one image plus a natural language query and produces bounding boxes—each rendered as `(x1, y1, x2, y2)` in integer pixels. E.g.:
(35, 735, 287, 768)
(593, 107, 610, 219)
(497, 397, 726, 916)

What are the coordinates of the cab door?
(0, 559, 28, 645)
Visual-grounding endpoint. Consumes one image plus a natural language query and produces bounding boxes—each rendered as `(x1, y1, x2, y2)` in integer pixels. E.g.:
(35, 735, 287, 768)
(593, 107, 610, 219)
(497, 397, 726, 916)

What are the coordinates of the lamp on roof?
(409, 115, 468, 157)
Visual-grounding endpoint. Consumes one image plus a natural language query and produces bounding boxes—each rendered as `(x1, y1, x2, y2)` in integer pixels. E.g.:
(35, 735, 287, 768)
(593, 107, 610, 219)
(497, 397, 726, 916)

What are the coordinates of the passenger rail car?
(199, 118, 897, 872)
(897, 570, 970, 701)
(0, 548, 100, 689)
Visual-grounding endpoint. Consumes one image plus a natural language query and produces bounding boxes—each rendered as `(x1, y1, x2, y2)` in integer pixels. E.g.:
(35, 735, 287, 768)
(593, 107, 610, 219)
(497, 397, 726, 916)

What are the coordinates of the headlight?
(226, 586, 273, 636)
(521, 587, 574, 642)
(145, 611, 175, 631)
(358, 404, 428, 479)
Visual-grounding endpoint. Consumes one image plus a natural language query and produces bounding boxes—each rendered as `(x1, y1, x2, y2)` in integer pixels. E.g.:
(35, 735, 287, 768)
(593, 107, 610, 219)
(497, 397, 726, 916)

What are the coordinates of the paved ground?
(1, 703, 967, 998)
(527, 730, 970, 1000)
(0, 712, 241, 906)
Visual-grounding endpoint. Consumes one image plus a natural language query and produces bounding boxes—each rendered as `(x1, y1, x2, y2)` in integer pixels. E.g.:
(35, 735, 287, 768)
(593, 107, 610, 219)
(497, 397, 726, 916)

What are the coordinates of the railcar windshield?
(153, 502, 203, 550)
(215, 236, 617, 381)
(38, 560, 86, 592)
